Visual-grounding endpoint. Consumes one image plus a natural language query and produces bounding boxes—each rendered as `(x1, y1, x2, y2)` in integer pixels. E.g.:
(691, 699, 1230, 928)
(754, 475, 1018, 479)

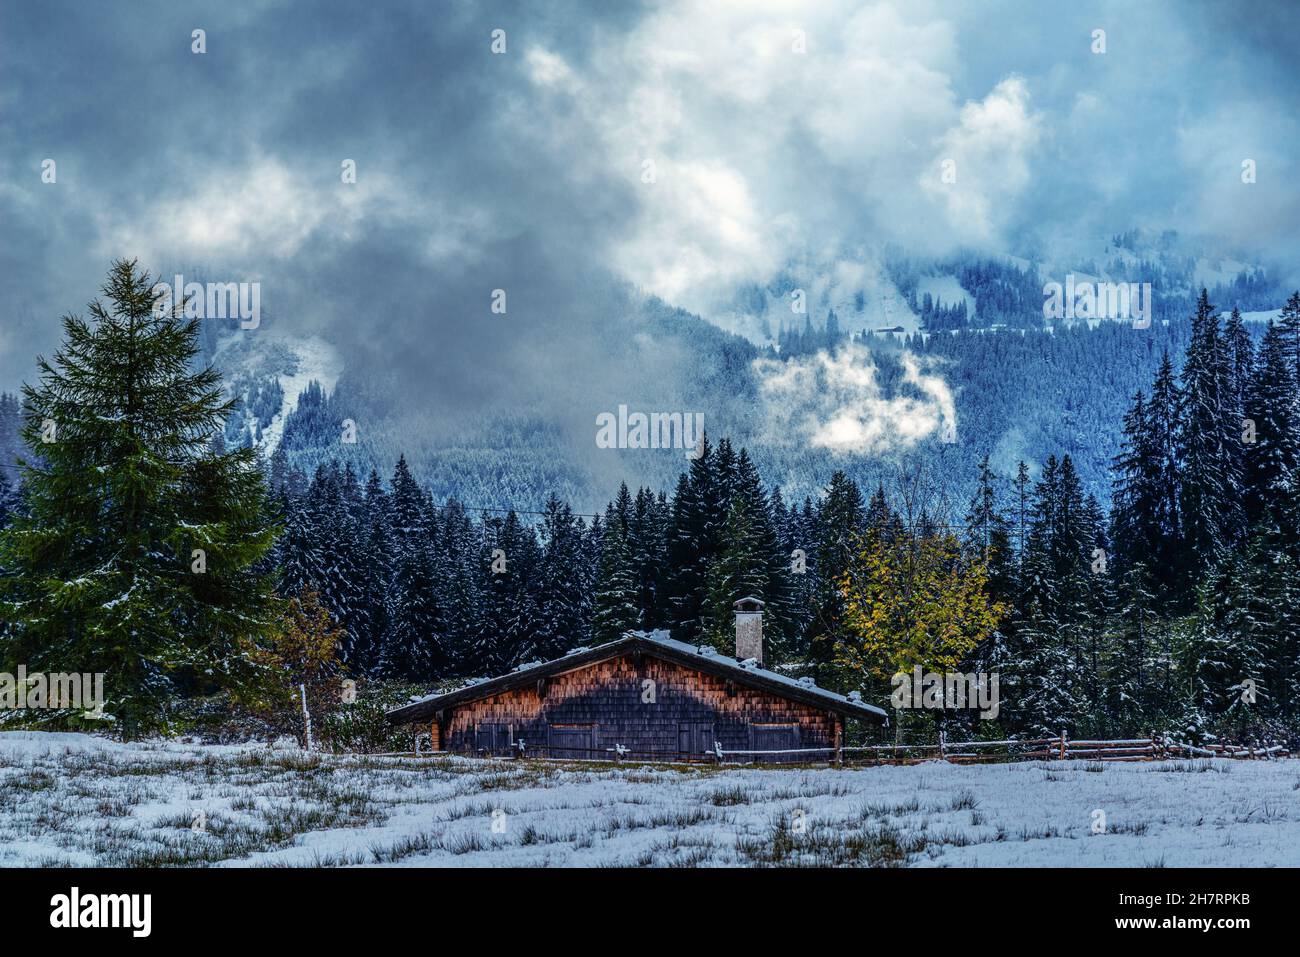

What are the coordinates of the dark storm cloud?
(0, 0, 648, 402)
(2, 0, 1299, 400)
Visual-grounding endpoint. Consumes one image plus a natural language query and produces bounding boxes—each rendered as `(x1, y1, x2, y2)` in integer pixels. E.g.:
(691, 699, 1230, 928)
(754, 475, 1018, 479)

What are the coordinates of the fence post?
(939, 729, 946, 761)
(1059, 729, 1067, 760)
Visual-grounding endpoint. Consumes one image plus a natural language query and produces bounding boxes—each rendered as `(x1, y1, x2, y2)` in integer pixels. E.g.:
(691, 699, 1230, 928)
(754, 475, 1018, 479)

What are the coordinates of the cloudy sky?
(2, 0, 1298, 395)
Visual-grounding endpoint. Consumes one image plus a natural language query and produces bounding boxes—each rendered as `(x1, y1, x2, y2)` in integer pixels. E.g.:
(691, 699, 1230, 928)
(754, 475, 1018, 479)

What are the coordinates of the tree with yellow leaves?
(245, 589, 346, 750)
(835, 531, 1006, 742)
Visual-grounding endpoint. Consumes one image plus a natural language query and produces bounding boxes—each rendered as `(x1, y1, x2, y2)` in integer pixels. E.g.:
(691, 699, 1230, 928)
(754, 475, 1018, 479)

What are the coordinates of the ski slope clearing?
(2, 732, 1296, 867)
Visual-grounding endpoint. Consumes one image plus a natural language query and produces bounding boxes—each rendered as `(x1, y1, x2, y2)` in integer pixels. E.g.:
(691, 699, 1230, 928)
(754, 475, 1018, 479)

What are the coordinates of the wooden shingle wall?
(440, 653, 836, 760)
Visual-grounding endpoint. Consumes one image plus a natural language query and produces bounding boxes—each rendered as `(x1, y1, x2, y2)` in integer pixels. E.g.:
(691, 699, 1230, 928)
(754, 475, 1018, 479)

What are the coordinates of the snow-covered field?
(2, 732, 1297, 867)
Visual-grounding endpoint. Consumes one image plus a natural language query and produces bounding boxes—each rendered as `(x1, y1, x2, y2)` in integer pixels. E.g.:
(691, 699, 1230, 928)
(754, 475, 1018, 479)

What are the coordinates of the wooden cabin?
(386, 598, 886, 762)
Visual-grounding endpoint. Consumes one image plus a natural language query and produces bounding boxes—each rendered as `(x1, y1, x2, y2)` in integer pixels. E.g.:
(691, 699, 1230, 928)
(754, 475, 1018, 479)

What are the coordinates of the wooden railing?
(834, 731, 1290, 766)
(375, 730, 1291, 765)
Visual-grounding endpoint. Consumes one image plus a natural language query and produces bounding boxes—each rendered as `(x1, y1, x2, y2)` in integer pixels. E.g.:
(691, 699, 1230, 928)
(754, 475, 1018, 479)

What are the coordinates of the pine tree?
(1111, 389, 1162, 577)
(1243, 321, 1300, 528)
(964, 456, 1015, 601)
(304, 463, 365, 665)
(0, 261, 280, 735)
(807, 471, 864, 680)
(1079, 490, 1114, 716)
(274, 488, 324, 600)
(1183, 551, 1270, 725)
(533, 495, 594, 660)
(474, 510, 542, 673)
(378, 492, 445, 680)
(438, 498, 482, 676)
(667, 436, 715, 642)
(1146, 352, 1185, 602)
(1010, 456, 1090, 734)
(1107, 559, 1159, 729)
(1012, 461, 1031, 567)
(621, 487, 670, 632)
(352, 468, 393, 674)
(781, 495, 819, 660)
(388, 454, 425, 540)
(700, 494, 773, 654)
(1179, 290, 1245, 578)
(1223, 306, 1255, 413)
(1277, 290, 1300, 381)
(0, 472, 18, 538)
(592, 520, 639, 643)
(710, 448, 793, 660)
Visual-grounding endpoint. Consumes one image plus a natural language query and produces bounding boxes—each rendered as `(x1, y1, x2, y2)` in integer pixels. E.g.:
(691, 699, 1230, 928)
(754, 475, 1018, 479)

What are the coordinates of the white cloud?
(521, 0, 1042, 318)
(97, 156, 396, 265)
(754, 341, 956, 454)
(921, 76, 1042, 243)
(525, 48, 576, 89)
(610, 159, 771, 306)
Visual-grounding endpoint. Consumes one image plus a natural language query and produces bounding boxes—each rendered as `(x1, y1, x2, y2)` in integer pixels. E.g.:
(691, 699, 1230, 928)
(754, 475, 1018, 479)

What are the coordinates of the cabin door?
(750, 723, 801, 762)
(548, 724, 595, 760)
(475, 723, 511, 755)
(678, 722, 714, 759)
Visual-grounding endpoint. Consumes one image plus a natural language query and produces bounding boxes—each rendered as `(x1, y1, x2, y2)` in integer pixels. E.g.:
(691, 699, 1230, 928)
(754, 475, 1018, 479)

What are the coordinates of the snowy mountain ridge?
(210, 328, 343, 455)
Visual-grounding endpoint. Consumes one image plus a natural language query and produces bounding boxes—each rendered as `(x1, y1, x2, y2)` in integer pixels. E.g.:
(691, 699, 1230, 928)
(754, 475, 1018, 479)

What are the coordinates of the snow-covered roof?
(386, 629, 886, 724)
(635, 630, 886, 718)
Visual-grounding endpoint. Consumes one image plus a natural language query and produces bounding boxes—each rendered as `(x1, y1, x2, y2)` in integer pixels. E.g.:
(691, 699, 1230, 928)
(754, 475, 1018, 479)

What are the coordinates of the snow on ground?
(849, 261, 921, 335)
(916, 274, 976, 324)
(2, 732, 1297, 867)
(1239, 308, 1283, 325)
(1193, 256, 1255, 290)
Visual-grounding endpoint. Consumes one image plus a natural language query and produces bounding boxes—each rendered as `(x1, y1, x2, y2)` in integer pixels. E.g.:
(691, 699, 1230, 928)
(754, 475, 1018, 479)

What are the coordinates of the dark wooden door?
(475, 723, 511, 754)
(750, 723, 800, 762)
(677, 722, 714, 759)
(549, 724, 595, 759)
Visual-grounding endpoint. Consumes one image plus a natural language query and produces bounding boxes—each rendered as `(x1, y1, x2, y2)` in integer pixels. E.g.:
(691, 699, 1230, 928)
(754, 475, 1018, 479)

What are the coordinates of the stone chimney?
(733, 597, 765, 664)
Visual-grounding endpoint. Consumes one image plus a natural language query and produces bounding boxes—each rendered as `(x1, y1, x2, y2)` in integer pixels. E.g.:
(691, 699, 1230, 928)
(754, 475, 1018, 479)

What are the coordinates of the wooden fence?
(383, 730, 1291, 765)
(769, 731, 1291, 766)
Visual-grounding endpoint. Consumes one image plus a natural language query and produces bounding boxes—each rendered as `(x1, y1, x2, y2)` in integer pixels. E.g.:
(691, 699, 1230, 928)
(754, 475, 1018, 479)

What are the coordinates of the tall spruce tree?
(1179, 290, 1245, 578)
(0, 261, 279, 734)
(592, 519, 639, 643)
(1008, 456, 1088, 734)
(438, 498, 482, 676)
(1223, 306, 1255, 413)
(628, 487, 670, 631)
(1277, 290, 1300, 380)
(1146, 352, 1185, 602)
(475, 510, 542, 673)
(667, 436, 715, 642)
(1243, 321, 1300, 527)
(353, 469, 393, 674)
(807, 470, 864, 681)
(378, 493, 445, 680)
(701, 448, 792, 660)
(533, 495, 594, 660)
(275, 487, 323, 601)
(1107, 559, 1159, 729)
(964, 456, 1015, 601)
(1111, 390, 1160, 570)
